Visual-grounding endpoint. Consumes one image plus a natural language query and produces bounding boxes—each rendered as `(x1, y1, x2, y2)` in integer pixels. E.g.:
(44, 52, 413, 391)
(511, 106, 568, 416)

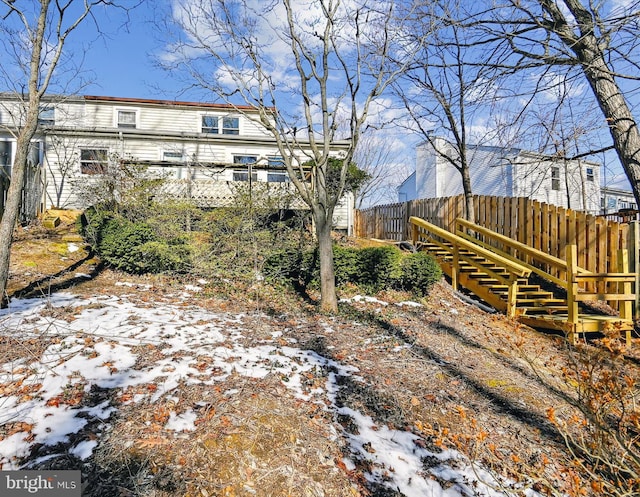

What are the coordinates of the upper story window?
(80, 149, 108, 175)
(202, 115, 219, 134)
(116, 109, 137, 129)
(586, 167, 594, 182)
(551, 166, 560, 191)
(38, 105, 55, 126)
(201, 115, 240, 135)
(222, 116, 239, 135)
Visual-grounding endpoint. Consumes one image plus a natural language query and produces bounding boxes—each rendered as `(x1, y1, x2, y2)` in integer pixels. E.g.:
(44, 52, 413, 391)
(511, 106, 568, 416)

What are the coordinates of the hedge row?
(264, 245, 441, 296)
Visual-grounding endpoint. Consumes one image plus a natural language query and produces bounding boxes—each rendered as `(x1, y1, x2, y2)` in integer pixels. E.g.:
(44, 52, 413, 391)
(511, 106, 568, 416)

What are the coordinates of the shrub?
(397, 251, 442, 296)
(79, 211, 191, 274)
(356, 246, 402, 292)
(333, 246, 360, 286)
(97, 217, 158, 273)
(264, 244, 441, 297)
(133, 241, 191, 274)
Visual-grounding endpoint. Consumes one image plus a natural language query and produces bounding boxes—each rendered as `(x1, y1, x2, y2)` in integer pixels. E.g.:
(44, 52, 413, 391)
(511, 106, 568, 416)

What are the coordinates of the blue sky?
(0, 0, 634, 193)
(72, 3, 187, 100)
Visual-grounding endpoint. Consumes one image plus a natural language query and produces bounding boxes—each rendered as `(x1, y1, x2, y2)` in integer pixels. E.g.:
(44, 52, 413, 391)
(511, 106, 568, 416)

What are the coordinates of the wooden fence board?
(355, 195, 635, 283)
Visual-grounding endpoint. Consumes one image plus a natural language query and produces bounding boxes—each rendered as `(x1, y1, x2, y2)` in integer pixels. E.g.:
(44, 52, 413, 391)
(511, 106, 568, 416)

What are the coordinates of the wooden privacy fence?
(355, 195, 632, 277)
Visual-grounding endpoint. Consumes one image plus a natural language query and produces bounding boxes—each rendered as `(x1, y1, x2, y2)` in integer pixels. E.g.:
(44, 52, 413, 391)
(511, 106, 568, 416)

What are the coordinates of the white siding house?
(601, 187, 637, 214)
(398, 137, 601, 214)
(0, 94, 354, 231)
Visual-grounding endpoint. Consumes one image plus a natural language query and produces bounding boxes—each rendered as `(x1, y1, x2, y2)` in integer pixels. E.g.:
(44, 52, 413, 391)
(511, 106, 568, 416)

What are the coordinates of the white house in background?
(0, 94, 354, 232)
(398, 137, 601, 214)
(600, 187, 637, 214)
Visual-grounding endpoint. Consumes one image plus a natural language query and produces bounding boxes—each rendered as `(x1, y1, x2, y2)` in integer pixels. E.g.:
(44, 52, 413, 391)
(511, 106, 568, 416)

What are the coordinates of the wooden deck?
(409, 217, 636, 345)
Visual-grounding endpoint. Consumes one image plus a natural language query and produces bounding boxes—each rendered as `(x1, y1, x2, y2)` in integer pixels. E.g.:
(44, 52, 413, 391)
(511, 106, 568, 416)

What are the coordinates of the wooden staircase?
(409, 217, 636, 345)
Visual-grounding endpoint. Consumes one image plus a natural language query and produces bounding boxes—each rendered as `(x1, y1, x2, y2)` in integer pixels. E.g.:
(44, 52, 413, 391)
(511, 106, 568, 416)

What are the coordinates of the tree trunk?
(461, 164, 475, 223)
(580, 54, 640, 207)
(314, 212, 337, 313)
(0, 106, 40, 307)
(542, 0, 640, 207)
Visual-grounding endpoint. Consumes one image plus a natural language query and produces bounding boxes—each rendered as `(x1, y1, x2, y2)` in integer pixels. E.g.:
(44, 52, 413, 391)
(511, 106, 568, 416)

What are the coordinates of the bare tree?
(392, 1, 505, 222)
(162, 0, 418, 311)
(479, 0, 640, 206)
(0, 0, 137, 307)
(352, 127, 412, 209)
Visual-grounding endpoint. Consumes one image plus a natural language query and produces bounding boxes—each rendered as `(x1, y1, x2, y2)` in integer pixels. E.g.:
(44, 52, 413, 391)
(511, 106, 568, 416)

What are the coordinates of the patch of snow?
(340, 295, 389, 306)
(67, 243, 80, 253)
(165, 410, 198, 432)
(70, 440, 98, 460)
(395, 301, 423, 308)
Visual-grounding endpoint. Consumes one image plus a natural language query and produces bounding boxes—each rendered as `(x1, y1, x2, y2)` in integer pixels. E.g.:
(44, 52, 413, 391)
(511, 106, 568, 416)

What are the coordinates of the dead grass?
(2, 213, 639, 496)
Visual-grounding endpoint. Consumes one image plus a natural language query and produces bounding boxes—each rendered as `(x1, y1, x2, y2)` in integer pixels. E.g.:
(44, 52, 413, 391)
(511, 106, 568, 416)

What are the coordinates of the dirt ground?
(2, 212, 639, 497)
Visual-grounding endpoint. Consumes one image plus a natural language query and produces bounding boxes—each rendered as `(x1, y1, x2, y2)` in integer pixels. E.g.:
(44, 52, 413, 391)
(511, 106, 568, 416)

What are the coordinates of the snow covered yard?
(0, 283, 539, 496)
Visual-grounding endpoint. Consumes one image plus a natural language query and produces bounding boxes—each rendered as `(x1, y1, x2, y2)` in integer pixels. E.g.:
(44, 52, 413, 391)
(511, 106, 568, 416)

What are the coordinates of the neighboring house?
(0, 94, 354, 232)
(398, 137, 601, 214)
(600, 186, 637, 215)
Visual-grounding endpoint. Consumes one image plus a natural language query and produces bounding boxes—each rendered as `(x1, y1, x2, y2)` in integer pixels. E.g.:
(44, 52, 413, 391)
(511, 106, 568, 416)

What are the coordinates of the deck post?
(566, 244, 579, 345)
(629, 220, 640, 320)
(452, 242, 459, 291)
(506, 275, 518, 318)
(618, 248, 633, 347)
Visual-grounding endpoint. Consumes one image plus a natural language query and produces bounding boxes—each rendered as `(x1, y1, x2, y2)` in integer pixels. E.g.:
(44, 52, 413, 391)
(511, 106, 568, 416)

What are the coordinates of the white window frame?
(233, 154, 258, 182)
(551, 166, 560, 191)
(80, 148, 109, 175)
(114, 108, 139, 129)
(586, 167, 594, 182)
(201, 114, 219, 134)
(162, 150, 184, 162)
(222, 116, 240, 135)
(38, 105, 55, 126)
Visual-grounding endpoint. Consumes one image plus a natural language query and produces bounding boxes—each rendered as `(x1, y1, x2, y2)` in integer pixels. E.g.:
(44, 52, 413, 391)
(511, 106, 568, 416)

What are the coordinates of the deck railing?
(355, 195, 631, 277)
(409, 216, 531, 318)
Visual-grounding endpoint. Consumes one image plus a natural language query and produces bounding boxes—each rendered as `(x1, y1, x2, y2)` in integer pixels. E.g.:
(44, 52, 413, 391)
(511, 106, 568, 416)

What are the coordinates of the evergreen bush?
(264, 244, 441, 297)
(356, 246, 402, 292)
(397, 251, 442, 296)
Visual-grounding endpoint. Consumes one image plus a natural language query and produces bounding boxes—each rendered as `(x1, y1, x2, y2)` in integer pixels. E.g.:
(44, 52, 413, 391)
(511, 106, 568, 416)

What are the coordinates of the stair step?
(488, 284, 541, 292)
(517, 298, 567, 305)
(467, 271, 510, 278)
(522, 306, 568, 314)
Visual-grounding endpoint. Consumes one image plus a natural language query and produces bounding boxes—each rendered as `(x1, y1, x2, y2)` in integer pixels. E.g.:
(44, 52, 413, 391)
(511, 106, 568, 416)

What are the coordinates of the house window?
(117, 110, 137, 128)
(163, 151, 184, 161)
(80, 149, 108, 175)
(38, 106, 55, 126)
(0, 141, 12, 166)
(551, 166, 560, 191)
(268, 156, 286, 169)
(234, 155, 257, 165)
(222, 117, 240, 135)
(202, 115, 219, 134)
(586, 167, 594, 182)
(233, 155, 257, 181)
(233, 170, 258, 182)
(267, 171, 289, 183)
